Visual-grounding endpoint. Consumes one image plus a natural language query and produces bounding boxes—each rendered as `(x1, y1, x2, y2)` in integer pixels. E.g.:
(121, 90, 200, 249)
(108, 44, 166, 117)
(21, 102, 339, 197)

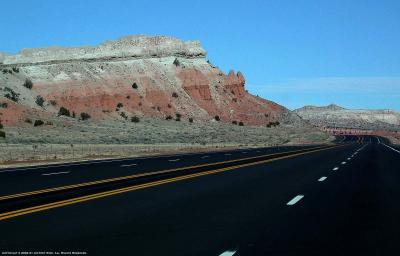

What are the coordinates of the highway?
(0, 135, 399, 255)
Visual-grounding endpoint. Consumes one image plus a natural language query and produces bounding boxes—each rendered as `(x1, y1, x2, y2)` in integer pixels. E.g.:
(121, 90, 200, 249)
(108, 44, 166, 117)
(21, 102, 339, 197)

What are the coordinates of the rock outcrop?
(0, 35, 299, 126)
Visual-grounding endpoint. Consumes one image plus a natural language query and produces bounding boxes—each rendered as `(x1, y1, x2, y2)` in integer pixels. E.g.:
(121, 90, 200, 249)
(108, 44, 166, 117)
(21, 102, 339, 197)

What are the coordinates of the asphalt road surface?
(0, 135, 399, 256)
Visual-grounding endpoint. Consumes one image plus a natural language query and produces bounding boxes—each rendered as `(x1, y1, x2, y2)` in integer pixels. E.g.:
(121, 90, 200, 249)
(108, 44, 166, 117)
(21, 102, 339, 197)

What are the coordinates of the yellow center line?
(0, 145, 330, 201)
(0, 144, 348, 221)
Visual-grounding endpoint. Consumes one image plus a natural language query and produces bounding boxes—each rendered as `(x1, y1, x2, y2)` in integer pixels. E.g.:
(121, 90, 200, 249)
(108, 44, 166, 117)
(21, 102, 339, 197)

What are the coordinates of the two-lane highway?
(0, 136, 398, 255)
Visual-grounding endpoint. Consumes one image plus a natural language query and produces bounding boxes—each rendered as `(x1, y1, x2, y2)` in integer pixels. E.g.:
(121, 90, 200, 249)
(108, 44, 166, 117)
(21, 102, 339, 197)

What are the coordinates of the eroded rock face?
(0, 35, 296, 126)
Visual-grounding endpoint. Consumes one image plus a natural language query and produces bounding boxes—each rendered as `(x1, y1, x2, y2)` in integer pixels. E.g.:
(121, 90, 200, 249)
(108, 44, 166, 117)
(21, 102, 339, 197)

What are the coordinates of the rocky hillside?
(295, 104, 400, 132)
(0, 35, 300, 127)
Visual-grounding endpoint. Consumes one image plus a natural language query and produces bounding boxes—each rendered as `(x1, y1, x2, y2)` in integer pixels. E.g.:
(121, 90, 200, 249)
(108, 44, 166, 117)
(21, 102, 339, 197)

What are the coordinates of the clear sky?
(1, 0, 399, 110)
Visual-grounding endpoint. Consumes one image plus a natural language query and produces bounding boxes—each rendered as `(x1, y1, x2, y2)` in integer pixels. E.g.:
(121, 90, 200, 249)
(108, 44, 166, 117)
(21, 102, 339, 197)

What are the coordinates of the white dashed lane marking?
(168, 159, 180, 162)
(341, 161, 346, 165)
(318, 176, 327, 182)
(41, 171, 70, 176)
(333, 167, 339, 171)
(287, 195, 304, 206)
(219, 251, 236, 256)
(120, 163, 137, 167)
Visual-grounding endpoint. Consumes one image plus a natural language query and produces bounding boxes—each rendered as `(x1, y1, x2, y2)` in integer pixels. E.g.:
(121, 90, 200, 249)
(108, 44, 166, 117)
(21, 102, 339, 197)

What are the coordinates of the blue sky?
(1, 0, 399, 110)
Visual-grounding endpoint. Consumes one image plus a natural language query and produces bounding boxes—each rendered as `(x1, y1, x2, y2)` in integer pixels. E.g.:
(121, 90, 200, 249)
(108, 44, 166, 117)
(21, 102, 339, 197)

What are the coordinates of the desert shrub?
(0, 123, 3, 129)
(12, 67, 19, 73)
(58, 107, 70, 117)
(23, 79, 33, 89)
(232, 120, 238, 125)
(266, 121, 280, 128)
(214, 115, 220, 121)
(0, 102, 7, 108)
(176, 113, 182, 118)
(4, 87, 20, 102)
(166, 115, 173, 120)
(167, 103, 172, 108)
(50, 100, 57, 106)
(34, 120, 44, 127)
(239, 121, 244, 126)
(45, 121, 53, 125)
(173, 58, 180, 67)
(0, 130, 5, 138)
(117, 103, 123, 108)
(189, 118, 193, 123)
(126, 95, 130, 99)
(72, 112, 76, 118)
(80, 112, 91, 120)
(172, 92, 179, 98)
(120, 111, 128, 120)
(25, 118, 32, 124)
(2, 69, 7, 74)
(131, 116, 140, 123)
(132, 83, 138, 89)
(35, 95, 45, 107)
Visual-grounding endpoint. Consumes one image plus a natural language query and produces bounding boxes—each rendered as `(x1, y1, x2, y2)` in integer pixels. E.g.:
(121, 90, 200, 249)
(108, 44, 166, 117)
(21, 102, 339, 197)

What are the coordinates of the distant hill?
(295, 104, 400, 131)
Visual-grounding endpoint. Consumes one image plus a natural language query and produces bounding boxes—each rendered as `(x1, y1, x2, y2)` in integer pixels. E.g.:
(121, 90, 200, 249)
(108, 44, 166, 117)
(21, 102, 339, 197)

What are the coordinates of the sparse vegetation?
(117, 103, 123, 108)
(50, 100, 57, 106)
(35, 95, 45, 107)
(0, 102, 7, 108)
(0, 122, 3, 129)
(0, 131, 5, 138)
(173, 58, 180, 67)
(45, 121, 53, 125)
(72, 112, 76, 118)
(232, 121, 238, 125)
(34, 120, 44, 127)
(4, 87, 20, 102)
(189, 118, 193, 123)
(266, 121, 280, 128)
(239, 121, 244, 126)
(80, 112, 91, 120)
(25, 118, 32, 124)
(215, 115, 220, 121)
(23, 79, 33, 89)
(172, 92, 179, 98)
(120, 112, 128, 120)
(58, 107, 71, 117)
(166, 115, 173, 120)
(126, 95, 130, 99)
(132, 82, 138, 89)
(131, 116, 140, 123)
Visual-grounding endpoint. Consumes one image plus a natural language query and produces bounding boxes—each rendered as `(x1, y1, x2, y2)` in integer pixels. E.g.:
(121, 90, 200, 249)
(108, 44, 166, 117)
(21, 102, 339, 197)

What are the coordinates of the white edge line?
(381, 143, 400, 154)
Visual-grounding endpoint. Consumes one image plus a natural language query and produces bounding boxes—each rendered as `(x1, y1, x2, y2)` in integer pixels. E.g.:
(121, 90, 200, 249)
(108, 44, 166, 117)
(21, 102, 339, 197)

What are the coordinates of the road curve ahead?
(0, 135, 399, 255)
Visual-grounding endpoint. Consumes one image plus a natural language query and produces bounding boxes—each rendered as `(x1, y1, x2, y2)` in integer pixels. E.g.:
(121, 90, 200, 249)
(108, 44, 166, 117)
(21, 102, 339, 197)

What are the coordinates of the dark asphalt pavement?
(0, 135, 398, 256)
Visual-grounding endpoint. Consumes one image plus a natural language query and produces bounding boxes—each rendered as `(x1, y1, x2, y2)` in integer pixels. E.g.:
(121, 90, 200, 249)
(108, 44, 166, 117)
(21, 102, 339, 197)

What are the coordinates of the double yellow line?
(0, 144, 344, 221)
(0, 145, 328, 202)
